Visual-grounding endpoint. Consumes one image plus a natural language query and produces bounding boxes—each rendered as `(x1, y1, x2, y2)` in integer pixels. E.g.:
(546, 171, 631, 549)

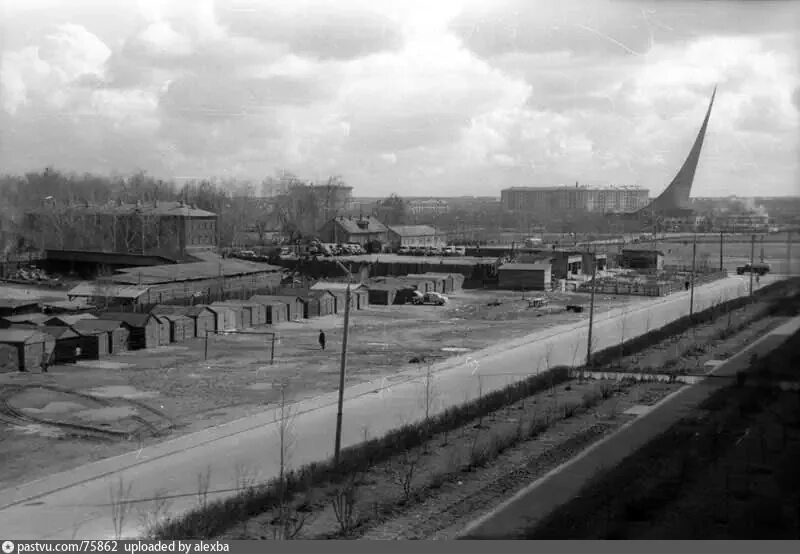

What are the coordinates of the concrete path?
(0, 276, 778, 539)
(458, 315, 800, 539)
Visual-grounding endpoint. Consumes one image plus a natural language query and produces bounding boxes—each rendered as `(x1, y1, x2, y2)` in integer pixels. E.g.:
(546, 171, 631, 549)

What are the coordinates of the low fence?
(575, 269, 728, 297)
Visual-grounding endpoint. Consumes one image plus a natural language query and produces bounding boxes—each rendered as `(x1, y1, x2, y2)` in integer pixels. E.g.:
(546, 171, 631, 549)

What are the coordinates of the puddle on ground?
(76, 406, 138, 422)
(83, 385, 158, 399)
(248, 382, 273, 391)
(21, 401, 86, 415)
(74, 361, 132, 370)
(441, 347, 471, 352)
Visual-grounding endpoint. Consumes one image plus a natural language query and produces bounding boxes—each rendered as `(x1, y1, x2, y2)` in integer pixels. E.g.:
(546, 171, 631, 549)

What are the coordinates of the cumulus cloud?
(0, 0, 798, 197)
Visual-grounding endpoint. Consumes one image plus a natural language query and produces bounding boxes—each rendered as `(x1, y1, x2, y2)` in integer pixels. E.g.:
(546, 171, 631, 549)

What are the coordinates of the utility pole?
(585, 245, 598, 371)
(690, 230, 697, 319)
(788, 230, 793, 276)
(719, 230, 724, 271)
(333, 258, 353, 465)
(749, 233, 756, 296)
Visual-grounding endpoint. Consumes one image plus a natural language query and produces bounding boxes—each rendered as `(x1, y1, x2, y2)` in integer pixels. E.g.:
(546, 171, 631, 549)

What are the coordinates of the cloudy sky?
(1, 0, 798, 198)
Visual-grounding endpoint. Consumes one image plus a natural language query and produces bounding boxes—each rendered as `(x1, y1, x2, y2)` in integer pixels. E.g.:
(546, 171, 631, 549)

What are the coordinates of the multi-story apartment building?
(25, 200, 218, 260)
(406, 199, 450, 217)
(501, 185, 649, 215)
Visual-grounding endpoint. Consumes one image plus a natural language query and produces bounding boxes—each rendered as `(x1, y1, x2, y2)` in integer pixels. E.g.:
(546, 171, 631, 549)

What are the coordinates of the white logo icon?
(2, 541, 15, 554)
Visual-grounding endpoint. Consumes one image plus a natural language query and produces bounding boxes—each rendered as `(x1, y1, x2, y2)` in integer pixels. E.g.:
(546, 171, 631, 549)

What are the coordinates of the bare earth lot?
(0, 289, 636, 489)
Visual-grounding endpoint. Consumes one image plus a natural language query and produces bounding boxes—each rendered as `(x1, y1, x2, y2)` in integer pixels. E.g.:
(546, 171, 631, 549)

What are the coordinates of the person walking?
(318, 330, 326, 351)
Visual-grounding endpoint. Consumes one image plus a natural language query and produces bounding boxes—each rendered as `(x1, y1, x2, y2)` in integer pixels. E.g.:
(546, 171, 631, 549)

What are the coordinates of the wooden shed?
(97, 312, 161, 350)
(205, 305, 237, 331)
(0, 329, 55, 372)
(223, 301, 267, 327)
(41, 326, 83, 363)
(309, 282, 364, 312)
(309, 290, 336, 316)
(211, 302, 250, 329)
(1, 313, 51, 327)
(354, 288, 369, 309)
(248, 296, 288, 324)
(397, 276, 436, 293)
(185, 306, 217, 337)
(497, 263, 552, 291)
(71, 327, 109, 359)
(422, 272, 461, 293)
(266, 296, 305, 321)
(72, 319, 129, 355)
(160, 314, 194, 343)
(366, 283, 399, 305)
(298, 295, 321, 318)
(150, 314, 172, 346)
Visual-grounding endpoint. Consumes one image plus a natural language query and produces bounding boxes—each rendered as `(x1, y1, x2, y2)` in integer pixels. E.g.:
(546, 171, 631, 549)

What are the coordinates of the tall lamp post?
(332, 257, 353, 465)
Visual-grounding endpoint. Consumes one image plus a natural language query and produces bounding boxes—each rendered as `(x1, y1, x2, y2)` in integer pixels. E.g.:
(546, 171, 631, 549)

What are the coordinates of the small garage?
(0, 329, 55, 372)
(298, 295, 321, 318)
(205, 305, 237, 331)
(72, 319, 129, 355)
(72, 327, 109, 359)
(98, 312, 161, 350)
(398, 276, 436, 293)
(185, 306, 217, 338)
(365, 283, 398, 306)
(150, 314, 172, 346)
(497, 263, 552, 291)
(309, 290, 336, 317)
(160, 314, 194, 343)
(265, 296, 305, 321)
(41, 326, 83, 363)
(226, 301, 266, 327)
(248, 296, 288, 324)
(421, 273, 458, 294)
(210, 302, 250, 329)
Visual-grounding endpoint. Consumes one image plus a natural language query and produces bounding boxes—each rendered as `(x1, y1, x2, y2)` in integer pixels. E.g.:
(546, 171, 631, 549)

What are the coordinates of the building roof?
(248, 295, 296, 306)
(71, 319, 122, 333)
(157, 313, 192, 323)
(309, 282, 366, 292)
(498, 263, 552, 271)
(330, 216, 388, 235)
(0, 328, 50, 343)
(111, 259, 282, 284)
(387, 225, 440, 237)
(40, 326, 80, 340)
(3, 313, 51, 325)
(46, 314, 98, 326)
(622, 248, 666, 256)
(32, 200, 217, 218)
(185, 306, 213, 317)
(0, 299, 40, 310)
(97, 312, 155, 327)
(68, 282, 151, 299)
(151, 304, 191, 316)
(262, 295, 304, 302)
(309, 290, 335, 298)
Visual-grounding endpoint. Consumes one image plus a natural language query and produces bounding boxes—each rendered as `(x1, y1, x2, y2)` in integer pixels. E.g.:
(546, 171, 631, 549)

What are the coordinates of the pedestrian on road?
(685, 280, 690, 291)
(319, 330, 326, 351)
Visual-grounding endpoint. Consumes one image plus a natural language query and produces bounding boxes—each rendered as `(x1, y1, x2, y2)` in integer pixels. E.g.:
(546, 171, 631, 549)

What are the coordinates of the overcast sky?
(1, 0, 798, 198)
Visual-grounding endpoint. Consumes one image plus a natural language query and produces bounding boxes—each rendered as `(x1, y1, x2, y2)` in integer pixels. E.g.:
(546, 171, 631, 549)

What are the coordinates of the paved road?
(459, 314, 800, 539)
(0, 275, 781, 539)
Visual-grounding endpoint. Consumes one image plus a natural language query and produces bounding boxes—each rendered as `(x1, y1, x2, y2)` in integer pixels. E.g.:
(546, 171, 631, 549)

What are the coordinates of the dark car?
(736, 263, 770, 276)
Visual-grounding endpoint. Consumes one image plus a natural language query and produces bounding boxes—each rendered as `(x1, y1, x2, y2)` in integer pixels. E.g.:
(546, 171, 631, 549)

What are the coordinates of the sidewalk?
(458, 315, 800, 539)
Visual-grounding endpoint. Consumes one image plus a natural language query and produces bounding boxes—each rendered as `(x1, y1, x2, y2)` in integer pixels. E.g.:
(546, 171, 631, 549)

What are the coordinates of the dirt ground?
(0, 288, 636, 490)
(658, 238, 797, 274)
(208, 296, 790, 540)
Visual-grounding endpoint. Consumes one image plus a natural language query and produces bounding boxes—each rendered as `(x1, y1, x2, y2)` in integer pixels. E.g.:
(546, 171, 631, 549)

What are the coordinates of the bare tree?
(137, 489, 172, 539)
(330, 473, 360, 537)
(617, 313, 629, 368)
(271, 383, 305, 540)
(386, 451, 423, 503)
(109, 477, 133, 540)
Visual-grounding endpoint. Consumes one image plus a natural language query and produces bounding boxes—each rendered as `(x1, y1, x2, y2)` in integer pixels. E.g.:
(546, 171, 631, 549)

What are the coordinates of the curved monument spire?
(638, 85, 717, 216)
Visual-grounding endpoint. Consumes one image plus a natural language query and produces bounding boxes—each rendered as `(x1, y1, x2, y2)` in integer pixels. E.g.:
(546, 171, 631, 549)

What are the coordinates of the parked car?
(423, 292, 448, 305)
(443, 246, 456, 256)
(398, 246, 411, 255)
(737, 263, 770, 276)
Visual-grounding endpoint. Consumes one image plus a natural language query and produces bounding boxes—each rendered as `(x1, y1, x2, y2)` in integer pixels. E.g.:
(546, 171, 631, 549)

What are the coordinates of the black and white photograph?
(0, 0, 799, 543)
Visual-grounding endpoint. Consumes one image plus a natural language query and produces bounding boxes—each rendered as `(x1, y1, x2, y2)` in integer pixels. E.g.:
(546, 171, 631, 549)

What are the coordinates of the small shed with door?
(149, 314, 172, 346)
(266, 296, 305, 321)
(70, 326, 109, 359)
(160, 314, 194, 343)
(365, 283, 399, 306)
(309, 282, 364, 313)
(224, 301, 267, 327)
(72, 319, 129, 355)
(185, 306, 217, 338)
(309, 290, 336, 316)
(0, 329, 55, 372)
(397, 276, 436, 293)
(423, 272, 462, 293)
(205, 304, 237, 331)
(298, 295, 320, 318)
(497, 263, 552, 291)
(248, 296, 289, 324)
(97, 312, 161, 350)
(211, 302, 250, 329)
(41, 326, 83, 363)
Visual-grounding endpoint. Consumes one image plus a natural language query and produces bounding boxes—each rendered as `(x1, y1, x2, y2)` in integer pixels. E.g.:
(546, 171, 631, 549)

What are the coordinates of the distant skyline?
(1, 0, 799, 198)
